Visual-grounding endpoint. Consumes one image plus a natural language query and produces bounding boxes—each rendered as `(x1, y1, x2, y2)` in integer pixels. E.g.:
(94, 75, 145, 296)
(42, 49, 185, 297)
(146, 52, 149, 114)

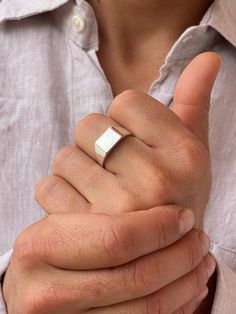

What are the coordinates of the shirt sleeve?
(212, 258, 236, 313)
(0, 250, 13, 314)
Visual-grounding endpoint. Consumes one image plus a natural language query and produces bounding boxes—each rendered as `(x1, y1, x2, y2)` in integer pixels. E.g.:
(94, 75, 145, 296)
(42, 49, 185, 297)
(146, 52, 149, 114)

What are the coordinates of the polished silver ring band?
(95, 126, 131, 167)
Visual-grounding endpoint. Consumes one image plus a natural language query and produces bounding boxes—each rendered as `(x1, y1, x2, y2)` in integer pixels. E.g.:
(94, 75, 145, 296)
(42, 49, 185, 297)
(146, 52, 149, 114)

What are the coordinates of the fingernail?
(205, 255, 216, 277)
(179, 209, 195, 234)
(198, 231, 210, 255)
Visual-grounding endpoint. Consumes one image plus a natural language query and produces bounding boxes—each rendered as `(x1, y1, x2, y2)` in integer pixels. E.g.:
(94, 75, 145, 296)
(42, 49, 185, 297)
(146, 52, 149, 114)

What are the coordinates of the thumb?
(172, 52, 221, 149)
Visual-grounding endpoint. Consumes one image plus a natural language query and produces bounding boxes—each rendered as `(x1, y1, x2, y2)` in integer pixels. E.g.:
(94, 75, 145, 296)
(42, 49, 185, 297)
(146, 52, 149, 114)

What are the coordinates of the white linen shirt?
(0, 0, 236, 312)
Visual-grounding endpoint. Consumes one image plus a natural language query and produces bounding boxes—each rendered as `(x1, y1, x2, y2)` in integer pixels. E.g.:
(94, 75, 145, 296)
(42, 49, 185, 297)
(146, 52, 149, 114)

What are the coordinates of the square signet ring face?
(95, 127, 131, 167)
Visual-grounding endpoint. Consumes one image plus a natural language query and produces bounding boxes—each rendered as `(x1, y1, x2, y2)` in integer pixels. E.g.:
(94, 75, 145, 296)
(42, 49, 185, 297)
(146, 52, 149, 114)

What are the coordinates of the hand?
(32, 53, 220, 313)
(2, 206, 215, 313)
(36, 52, 221, 227)
(33, 52, 220, 313)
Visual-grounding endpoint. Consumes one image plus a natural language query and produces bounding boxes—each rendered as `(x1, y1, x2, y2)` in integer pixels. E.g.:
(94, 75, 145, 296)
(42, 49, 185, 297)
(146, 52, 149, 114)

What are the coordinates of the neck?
(88, 0, 214, 58)
(87, 0, 214, 95)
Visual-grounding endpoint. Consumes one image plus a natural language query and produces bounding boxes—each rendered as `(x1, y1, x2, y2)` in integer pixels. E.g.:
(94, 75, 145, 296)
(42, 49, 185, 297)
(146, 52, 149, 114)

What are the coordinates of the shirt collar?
(0, 0, 235, 50)
(0, 0, 70, 23)
(0, 0, 99, 51)
(200, 0, 236, 48)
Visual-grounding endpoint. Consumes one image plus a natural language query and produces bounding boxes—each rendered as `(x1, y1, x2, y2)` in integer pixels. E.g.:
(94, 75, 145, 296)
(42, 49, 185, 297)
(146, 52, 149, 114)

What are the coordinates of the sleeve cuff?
(212, 257, 236, 313)
(0, 250, 13, 314)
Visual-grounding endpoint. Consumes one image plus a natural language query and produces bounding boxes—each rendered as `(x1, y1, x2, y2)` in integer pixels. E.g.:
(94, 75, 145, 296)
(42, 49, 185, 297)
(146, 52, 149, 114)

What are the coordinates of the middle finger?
(75, 113, 152, 175)
(52, 145, 117, 208)
(75, 113, 177, 209)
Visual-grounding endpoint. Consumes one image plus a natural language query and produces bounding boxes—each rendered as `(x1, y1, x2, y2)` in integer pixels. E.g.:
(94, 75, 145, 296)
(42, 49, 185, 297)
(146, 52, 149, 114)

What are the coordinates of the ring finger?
(75, 113, 151, 174)
(75, 113, 177, 209)
(51, 145, 120, 209)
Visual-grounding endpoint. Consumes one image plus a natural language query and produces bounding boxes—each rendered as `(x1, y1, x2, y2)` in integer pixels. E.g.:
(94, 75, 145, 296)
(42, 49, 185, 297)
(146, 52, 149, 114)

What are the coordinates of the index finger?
(107, 90, 192, 148)
(22, 205, 195, 270)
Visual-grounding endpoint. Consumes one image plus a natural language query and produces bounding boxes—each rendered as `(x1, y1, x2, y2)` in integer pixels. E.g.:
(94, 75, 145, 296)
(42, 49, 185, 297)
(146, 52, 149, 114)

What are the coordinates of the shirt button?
(73, 14, 85, 33)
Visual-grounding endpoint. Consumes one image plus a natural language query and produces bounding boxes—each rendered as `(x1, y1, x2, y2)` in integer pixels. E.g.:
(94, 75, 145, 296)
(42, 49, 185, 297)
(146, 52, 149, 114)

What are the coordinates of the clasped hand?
(3, 53, 221, 313)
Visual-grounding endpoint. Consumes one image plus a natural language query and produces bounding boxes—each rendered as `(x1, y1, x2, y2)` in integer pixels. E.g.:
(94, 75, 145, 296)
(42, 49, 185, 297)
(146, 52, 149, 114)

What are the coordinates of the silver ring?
(95, 126, 131, 167)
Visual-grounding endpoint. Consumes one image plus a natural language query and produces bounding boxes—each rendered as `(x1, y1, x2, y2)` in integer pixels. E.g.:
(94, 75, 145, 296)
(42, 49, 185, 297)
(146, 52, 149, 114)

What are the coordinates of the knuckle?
(190, 268, 204, 297)
(148, 167, 172, 204)
(83, 162, 104, 188)
(76, 113, 103, 131)
(146, 294, 161, 314)
(13, 230, 37, 270)
(119, 162, 172, 210)
(102, 221, 134, 264)
(154, 215, 169, 249)
(117, 189, 139, 212)
(146, 292, 169, 314)
(22, 283, 59, 314)
(187, 242, 196, 270)
(35, 176, 61, 205)
(174, 307, 186, 314)
(185, 232, 202, 270)
(130, 260, 154, 293)
(154, 204, 184, 235)
(109, 90, 142, 114)
(53, 145, 78, 170)
(144, 207, 174, 250)
(16, 216, 61, 266)
(179, 139, 209, 175)
(41, 215, 67, 257)
(115, 90, 141, 103)
(20, 289, 38, 314)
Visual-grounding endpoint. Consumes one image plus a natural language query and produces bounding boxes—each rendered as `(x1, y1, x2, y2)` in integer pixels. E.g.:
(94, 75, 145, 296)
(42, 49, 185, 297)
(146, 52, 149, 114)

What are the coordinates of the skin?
(3, 207, 213, 313)
(3, 53, 220, 314)
(36, 53, 219, 313)
(87, 0, 214, 95)
(37, 53, 220, 222)
(3, 1, 220, 313)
